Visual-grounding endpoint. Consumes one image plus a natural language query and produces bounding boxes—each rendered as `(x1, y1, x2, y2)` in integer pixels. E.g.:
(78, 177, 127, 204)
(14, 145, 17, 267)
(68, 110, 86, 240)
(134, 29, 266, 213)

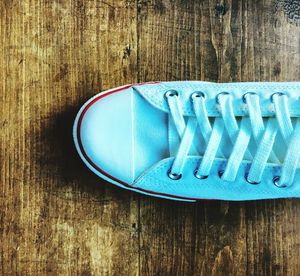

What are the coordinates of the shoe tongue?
(168, 116, 205, 157)
(168, 116, 231, 159)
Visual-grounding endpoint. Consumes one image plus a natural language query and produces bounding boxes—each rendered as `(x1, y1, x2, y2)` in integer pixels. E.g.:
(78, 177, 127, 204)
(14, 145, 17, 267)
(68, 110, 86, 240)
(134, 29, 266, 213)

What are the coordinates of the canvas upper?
(73, 81, 300, 201)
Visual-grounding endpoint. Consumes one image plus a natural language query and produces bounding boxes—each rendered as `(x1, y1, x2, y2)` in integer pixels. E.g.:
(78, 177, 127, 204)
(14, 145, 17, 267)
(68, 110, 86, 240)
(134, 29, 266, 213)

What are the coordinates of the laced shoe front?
(73, 81, 300, 201)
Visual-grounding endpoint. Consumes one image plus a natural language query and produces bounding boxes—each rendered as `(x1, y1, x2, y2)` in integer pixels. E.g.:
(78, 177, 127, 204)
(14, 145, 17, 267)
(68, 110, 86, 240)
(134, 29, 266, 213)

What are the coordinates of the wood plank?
(137, 0, 300, 275)
(0, 0, 139, 274)
(1, 0, 300, 274)
(137, 0, 247, 275)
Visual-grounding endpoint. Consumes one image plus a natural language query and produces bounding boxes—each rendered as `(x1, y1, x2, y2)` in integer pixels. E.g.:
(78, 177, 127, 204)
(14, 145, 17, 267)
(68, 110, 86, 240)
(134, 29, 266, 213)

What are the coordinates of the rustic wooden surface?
(1, 0, 300, 275)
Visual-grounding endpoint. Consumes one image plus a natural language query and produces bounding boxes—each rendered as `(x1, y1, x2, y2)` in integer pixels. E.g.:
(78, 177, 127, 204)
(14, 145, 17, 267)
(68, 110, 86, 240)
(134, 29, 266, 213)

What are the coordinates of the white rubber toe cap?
(74, 86, 134, 184)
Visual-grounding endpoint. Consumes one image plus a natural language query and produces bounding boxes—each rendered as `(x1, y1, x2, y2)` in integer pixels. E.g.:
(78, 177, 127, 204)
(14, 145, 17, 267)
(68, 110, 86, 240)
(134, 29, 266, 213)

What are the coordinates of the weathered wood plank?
(230, 2, 300, 275)
(0, 0, 139, 274)
(137, 0, 246, 275)
(1, 0, 300, 274)
(137, 0, 300, 275)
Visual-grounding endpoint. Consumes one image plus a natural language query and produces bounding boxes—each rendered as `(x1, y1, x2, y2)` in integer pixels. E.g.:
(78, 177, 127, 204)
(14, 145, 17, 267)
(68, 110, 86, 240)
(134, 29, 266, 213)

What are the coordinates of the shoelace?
(165, 90, 300, 188)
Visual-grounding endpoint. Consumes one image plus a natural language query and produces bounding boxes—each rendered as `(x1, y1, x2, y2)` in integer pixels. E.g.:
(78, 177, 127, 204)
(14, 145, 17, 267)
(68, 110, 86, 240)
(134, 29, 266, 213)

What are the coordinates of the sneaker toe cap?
(75, 87, 134, 184)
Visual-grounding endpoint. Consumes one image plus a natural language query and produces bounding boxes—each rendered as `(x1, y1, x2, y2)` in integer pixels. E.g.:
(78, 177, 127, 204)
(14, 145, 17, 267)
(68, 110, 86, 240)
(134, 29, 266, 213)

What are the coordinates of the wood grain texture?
(1, 0, 300, 275)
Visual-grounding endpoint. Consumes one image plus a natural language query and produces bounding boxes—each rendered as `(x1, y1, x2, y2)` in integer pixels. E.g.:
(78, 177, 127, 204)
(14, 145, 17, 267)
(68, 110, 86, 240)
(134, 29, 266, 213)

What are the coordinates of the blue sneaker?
(73, 81, 300, 201)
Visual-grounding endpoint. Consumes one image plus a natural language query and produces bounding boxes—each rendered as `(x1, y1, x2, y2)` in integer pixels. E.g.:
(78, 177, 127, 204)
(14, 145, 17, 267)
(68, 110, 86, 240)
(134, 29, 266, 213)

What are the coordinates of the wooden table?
(1, 0, 300, 274)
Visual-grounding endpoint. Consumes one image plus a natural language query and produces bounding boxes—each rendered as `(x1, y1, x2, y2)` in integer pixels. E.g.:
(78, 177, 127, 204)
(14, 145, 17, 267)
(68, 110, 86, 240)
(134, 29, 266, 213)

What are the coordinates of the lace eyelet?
(164, 90, 179, 99)
(193, 170, 208, 180)
(167, 169, 182, 180)
(270, 92, 286, 103)
(242, 92, 258, 103)
(218, 170, 224, 178)
(191, 91, 205, 100)
(216, 92, 230, 104)
(245, 174, 260, 185)
(273, 176, 288, 188)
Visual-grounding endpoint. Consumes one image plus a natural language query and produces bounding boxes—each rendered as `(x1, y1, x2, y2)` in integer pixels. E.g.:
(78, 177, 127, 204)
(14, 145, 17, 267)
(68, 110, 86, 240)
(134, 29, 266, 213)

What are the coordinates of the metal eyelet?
(191, 91, 205, 100)
(270, 92, 286, 103)
(216, 92, 230, 104)
(193, 170, 208, 180)
(242, 92, 258, 104)
(218, 170, 224, 178)
(164, 90, 179, 99)
(273, 176, 288, 188)
(245, 174, 260, 185)
(167, 169, 182, 180)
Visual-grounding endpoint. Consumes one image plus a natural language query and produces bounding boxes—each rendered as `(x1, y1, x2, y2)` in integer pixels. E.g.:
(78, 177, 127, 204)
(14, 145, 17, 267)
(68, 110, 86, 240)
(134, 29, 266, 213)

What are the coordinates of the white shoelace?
(165, 90, 300, 188)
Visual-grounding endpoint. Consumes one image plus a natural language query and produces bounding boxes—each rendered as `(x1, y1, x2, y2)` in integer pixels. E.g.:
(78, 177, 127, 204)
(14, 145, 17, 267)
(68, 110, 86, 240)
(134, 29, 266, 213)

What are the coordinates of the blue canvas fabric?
(73, 81, 300, 201)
